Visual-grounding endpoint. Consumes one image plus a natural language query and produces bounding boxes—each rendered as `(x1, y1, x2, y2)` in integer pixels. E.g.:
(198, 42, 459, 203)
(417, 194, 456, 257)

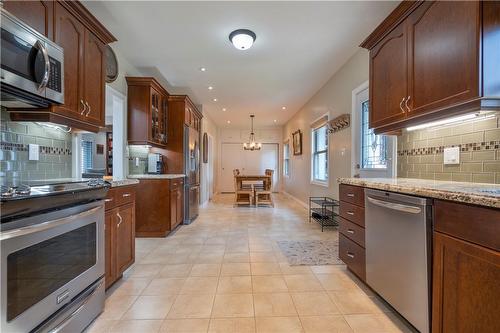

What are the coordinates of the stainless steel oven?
(1, 200, 104, 333)
(0, 7, 64, 108)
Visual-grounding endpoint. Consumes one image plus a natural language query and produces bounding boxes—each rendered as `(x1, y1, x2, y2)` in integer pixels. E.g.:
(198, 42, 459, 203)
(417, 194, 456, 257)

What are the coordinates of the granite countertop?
(128, 174, 186, 180)
(110, 179, 139, 187)
(27, 177, 139, 188)
(338, 177, 500, 209)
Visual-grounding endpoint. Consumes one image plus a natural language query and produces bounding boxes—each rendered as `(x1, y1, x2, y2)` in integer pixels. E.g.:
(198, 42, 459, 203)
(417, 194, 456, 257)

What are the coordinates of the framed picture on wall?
(203, 132, 208, 164)
(96, 144, 104, 155)
(292, 130, 302, 155)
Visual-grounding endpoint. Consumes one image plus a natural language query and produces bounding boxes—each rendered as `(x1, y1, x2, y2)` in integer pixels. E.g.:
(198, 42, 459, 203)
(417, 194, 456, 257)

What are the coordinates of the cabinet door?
(115, 203, 135, 275)
(170, 187, 177, 230)
(53, 2, 85, 119)
(407, 1, 480, 118)
(150, 88, 161, 143)
(83, 30, 106, 126)
(3, 0, 53, 38)
(176, 186, 183, 226)
(369, 22, 408, 129)
(432, 232, 500, 333)
(104, 210, 116, 289)
(161, 94, 169, 144)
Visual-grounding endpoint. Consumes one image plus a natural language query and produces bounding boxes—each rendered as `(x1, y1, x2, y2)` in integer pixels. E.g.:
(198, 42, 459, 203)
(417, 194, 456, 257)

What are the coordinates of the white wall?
(200, 112, 219, 205)
(282, 49, 369, 204)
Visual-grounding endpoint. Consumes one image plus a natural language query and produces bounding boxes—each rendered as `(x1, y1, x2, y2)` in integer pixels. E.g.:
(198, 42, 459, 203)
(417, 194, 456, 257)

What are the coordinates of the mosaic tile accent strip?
(0, 142, 72, 155)
(397, 140, 500, 156)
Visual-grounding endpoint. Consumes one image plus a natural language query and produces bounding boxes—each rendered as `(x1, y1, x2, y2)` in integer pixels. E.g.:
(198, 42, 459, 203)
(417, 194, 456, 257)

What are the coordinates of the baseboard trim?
(281, 191, 308, 209)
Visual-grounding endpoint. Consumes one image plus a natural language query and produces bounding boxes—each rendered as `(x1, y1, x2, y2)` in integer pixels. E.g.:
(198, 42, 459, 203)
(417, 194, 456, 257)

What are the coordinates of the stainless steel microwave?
(0, 8, 64, 108)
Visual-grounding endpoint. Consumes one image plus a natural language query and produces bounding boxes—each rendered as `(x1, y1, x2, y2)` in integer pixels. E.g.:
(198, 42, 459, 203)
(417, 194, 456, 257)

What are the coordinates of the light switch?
(28, 144, 40, 161)
(443, 147, 460, 165)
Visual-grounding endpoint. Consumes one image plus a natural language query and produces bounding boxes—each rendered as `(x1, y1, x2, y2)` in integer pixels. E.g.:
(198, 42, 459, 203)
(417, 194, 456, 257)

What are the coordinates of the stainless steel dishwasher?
(365, 189, 432, 333)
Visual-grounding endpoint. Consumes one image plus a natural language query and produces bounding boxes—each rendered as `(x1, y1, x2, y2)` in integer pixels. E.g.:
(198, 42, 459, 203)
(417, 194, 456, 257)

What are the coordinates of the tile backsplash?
(0, 109, 72, 185)
(397, 112, 500, 184)
(128, 145, 149, 175)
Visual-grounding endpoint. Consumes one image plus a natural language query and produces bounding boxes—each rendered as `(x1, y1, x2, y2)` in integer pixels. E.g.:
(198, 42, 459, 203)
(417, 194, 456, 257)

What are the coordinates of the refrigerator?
(184, 125, 200, 224)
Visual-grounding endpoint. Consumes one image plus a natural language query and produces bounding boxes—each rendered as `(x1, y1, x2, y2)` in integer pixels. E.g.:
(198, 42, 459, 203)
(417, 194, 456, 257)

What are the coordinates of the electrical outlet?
(443, 147, 460, 165)
(28, 144, 40, 161)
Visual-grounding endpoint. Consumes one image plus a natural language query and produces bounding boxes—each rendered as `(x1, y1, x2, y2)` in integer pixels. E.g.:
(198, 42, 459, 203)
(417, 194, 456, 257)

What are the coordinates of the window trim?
(310, 114, 329, 187)
(283, 140, 290, 178)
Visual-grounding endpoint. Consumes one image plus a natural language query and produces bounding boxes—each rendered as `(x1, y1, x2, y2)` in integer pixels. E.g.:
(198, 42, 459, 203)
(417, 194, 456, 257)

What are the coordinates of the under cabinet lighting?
(406, 113, 483, 131)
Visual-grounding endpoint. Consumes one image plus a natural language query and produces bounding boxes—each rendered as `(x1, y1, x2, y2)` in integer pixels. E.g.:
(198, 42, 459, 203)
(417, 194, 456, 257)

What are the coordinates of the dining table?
(234, 174, 272, 190)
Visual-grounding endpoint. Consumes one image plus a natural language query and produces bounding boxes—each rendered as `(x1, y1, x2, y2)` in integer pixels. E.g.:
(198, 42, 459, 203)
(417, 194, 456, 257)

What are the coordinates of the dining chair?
(255, 169, 274, 207)
(233, 169, 253, 206)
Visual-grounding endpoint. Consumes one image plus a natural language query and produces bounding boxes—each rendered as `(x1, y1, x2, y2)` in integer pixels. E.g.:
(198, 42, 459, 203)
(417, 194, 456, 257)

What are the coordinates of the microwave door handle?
(0, 206, 101, 241)
(367, 196, 422, 214)
(35, 40, 50, 91)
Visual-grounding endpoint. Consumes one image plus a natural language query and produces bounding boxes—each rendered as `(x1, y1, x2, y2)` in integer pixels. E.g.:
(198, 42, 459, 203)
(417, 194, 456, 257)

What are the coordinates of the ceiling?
(83, 1, 398, 128)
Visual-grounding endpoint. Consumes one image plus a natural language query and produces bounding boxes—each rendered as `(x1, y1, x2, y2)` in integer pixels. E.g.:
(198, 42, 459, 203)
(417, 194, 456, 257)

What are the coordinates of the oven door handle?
(35, 39, 50, 92)
(47, 279, 104, 333)
(0, 206, 101, 241)
(367, 196, 422, 214)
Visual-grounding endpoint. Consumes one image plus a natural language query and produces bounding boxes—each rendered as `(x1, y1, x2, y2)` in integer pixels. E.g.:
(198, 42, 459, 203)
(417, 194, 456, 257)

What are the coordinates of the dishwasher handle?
(367, 196, 422, 214)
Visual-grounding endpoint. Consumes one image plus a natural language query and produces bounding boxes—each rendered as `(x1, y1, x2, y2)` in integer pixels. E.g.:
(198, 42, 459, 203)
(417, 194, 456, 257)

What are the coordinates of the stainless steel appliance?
(1, 180, 108, 333)
(0, 8, 64, 108)
(365, 189, 432, 333)
(147, 153, 164, 174)
(184, 125, 200, 224)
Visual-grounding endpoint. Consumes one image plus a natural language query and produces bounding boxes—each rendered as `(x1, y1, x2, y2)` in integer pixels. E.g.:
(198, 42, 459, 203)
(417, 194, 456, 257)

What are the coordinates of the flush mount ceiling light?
(243, 115, 262, 151)
(229, 29, 256, 50)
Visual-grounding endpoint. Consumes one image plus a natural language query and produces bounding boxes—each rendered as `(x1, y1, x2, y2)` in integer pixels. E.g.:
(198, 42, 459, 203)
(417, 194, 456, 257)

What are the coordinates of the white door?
(220, 143, 246, 192)
(208, 135, 214, 199)
(352, 82, 396, 178)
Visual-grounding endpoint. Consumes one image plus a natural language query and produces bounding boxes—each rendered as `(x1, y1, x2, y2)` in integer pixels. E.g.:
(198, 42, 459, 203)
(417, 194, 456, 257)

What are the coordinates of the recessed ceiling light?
(222, 108, 227, 111)
(273, 119, 277, 123)
(213, 98, 218, 102)
(227, 120, 231, 124)
(282, 106, 286, 110)
(208, 86, 213, 90)
(229, 29, 256, 50)
(199, 67, 206, 72)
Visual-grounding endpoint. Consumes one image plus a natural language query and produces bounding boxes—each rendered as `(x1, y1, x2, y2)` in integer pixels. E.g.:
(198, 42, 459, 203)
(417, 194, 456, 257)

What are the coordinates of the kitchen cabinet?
(432, 200, 500, 333)
(105, 185, 136, 289)
(7, 0, 116, 132)
(126, 77, 169, 148)
(2, 0, 53, 38)
(361, 1, 500, 134)
(134, 177, 184, 237)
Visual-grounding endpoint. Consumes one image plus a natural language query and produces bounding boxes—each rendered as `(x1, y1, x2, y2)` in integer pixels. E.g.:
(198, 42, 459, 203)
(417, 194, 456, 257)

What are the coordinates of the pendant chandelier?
(243, 114, 262, 151)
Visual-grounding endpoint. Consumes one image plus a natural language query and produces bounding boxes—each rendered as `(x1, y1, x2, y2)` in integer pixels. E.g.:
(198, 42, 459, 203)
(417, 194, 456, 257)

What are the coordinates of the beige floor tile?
(126, 264, 164, 278)
(223, 252, 250, 263)
(211, 294, 254, 318)
(310, 265, 346, 275)
(299, 315, 353, 333)
(315, 273, 359, 291)
(109, 320, 162, 333)
(159, 264, 193, 278)
(251, 263, 282, 275)
(160, 319, 210, 332)
(250, 252, 277, 263)
(122, 295, 176, 319)
(284, 275, 323, 292)
(291, 291, 340, 316)
(85, 318, 117, 333)
(217, 276, 253, 294)
(180, 277, 219, 294)
(278, 263, 313, 275)
(167, 294, 215, 319)
(252, 276, 288, 293)
(329, 290, 382, 314)
(190, 264, 222, 277)
(221, 263, 251, 276)
(142, 278, 186, 296)
(208, 318, 256, 333)
(344, 313, 412, 333)
(99, 295, 138, 320)
(111, 277, 151, 296)
(253, 293, 297, 317)
(255, 316, 304, 333)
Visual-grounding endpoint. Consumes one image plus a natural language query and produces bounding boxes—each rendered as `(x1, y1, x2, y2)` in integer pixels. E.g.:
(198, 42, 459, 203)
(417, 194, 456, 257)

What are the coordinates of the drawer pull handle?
(347, 229, 355, 234)
(346, 193, 355, 197)
(104, 198, 113, 203)
(116, 213, 123, 227)
(122, 193, 132, 197)
(346, 211, 354, 216)
(346, 252, 355, 259)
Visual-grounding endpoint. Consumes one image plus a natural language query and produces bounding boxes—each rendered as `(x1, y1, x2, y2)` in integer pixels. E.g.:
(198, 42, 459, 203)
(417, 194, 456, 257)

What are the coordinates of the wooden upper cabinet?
(369, 22, 408, 129)
(361, 1, 500, 134)
(83, 30, 106, 125)
(53, 2, 85, 120)
(407, 1, 480, 118)
(2, 0, 53, 38)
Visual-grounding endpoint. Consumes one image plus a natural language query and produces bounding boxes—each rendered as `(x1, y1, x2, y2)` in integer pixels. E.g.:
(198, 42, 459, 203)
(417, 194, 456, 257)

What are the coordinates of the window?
(360, 101, 387, 169)
(311, 124, 328, 183)
(81, 140, 93, 173)
(283, 142, 290, 177)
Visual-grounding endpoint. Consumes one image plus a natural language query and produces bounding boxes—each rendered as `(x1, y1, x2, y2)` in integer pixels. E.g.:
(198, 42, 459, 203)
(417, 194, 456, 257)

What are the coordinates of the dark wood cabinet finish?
(339, 201, 365, 228)
(6, 1, 116, 132)
(339, 217, 365, 248)
(339, 233, 366, 281)
(2, 0, 53, 38)
(126, 77, 169, 148)
(105, 185, 136, 289)
(361, 1, 500, 134)
(432, 231, 500, 333)
(339, 184, 365, 208)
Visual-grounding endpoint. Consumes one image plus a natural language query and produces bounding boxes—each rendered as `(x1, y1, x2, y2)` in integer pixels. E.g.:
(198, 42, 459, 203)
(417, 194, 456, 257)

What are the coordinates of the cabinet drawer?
(170, 178, 184, 189)
(105, 189, 117, 210)
(339, 233, 366, 281)
(435, 200, 500, 251)
(339, 184, 365, 207)
(340, 201, 365, 227)
(339, 217, 365, 248)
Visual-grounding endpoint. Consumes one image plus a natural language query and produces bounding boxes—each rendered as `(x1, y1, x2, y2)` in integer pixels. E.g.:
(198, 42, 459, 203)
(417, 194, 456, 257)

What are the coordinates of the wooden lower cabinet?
(105, 185, 136, 289)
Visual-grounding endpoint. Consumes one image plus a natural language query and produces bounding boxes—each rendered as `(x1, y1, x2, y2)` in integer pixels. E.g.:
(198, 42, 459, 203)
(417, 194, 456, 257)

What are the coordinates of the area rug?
(277, 240, 343, 266)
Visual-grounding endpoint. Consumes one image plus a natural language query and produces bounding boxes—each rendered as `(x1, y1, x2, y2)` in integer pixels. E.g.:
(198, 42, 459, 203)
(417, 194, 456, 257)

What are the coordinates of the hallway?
(88, 194, 412, 333)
